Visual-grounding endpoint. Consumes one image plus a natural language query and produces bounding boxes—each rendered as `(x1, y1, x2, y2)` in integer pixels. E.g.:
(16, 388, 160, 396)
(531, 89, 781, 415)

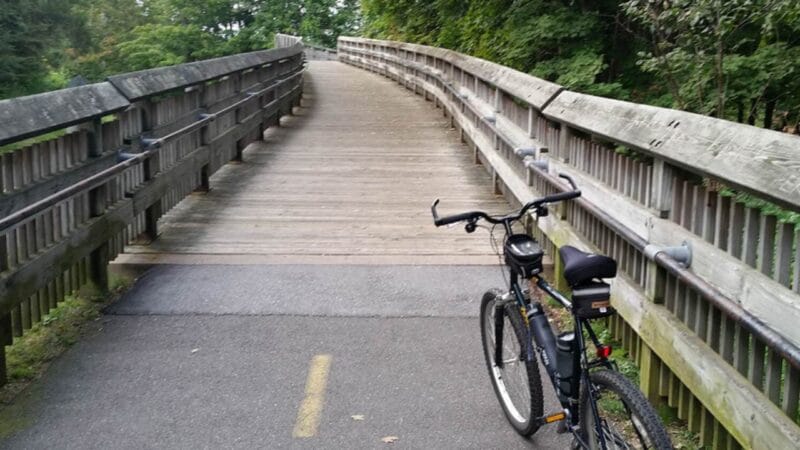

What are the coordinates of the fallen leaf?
(351, 415, 365, 421)
(381, 436, 399, 444)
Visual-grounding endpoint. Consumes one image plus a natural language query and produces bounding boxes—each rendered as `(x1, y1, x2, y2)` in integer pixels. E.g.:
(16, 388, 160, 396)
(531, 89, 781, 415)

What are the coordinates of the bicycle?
(431, 173, 672, 450)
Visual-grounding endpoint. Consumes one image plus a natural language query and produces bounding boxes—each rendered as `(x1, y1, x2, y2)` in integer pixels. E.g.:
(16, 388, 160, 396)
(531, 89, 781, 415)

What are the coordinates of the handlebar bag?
(504, 234, 544, 278)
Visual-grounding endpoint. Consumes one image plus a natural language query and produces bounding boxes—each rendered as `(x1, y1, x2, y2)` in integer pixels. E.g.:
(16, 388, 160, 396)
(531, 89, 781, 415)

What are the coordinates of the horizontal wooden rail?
(338, 36, 800, 449)
(0, 37, 305, 385)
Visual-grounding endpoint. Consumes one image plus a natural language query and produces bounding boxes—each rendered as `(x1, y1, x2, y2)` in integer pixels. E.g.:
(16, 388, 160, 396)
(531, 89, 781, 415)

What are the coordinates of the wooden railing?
(0, 38, 304, 385)
(275, 33, 336, 61)
(338, 36, 800, 449)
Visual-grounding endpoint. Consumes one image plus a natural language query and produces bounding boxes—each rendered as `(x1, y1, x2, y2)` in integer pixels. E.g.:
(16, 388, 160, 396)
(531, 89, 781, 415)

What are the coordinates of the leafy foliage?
(0, 0, 83, 98)
(363, 0, 800, 132)
(0, 0, 360, 99)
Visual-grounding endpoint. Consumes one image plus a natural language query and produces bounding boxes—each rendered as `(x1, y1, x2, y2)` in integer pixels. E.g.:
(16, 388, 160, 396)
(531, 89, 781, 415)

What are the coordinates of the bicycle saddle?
(559, 245, 617, 287)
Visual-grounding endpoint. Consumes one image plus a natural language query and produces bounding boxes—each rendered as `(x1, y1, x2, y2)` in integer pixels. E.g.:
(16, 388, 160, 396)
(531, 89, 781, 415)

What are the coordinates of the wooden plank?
(749, 338, 766, 391)
(775, 222, 794, 287)
(703, 188, 717, 243)
(714, 194, 732, 251)
(0, 202, 134, 314)
(108, 47, 302, 101)
(782, 366, 800, 420)
(764, 350, 783, 405)
(757, 214, 777, 277)
(341, 38, 562, 110)
(0, 82, 129, 147)
(692, 185, 705, 236)
(742, 207, 760, 268)
(541, 89, 800, 212)
(796, 227, 800, 294)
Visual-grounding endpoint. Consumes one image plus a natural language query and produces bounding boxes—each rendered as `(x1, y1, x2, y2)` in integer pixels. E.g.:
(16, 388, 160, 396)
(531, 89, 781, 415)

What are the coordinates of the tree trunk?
(748, 99, 758, 126)
(715, 7, 725, 119)
(737, 101, 744, 123)
(764, 98, 776, 130)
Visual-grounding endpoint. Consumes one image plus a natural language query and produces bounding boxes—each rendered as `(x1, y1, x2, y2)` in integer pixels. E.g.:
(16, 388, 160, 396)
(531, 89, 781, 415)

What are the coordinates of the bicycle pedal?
(537, 411, 567, 428)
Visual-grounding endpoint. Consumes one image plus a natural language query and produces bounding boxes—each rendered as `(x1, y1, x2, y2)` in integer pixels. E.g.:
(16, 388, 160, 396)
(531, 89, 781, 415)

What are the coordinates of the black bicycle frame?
(502, 256, 612, 449)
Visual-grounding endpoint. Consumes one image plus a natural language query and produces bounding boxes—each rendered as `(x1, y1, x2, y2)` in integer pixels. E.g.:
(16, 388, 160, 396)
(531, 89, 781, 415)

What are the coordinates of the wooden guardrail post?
(87, 116, 110, 292)
(650, 160, 674, 219)
(0, 313, 11, 385)
(0, 234, 7, 274)
(139, 100, 162, 241)
(88, 181, 109, 292)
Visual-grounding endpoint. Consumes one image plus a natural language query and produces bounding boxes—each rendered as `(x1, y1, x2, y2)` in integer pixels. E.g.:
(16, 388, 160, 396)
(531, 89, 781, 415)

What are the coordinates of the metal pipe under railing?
(0, 150, 150, 234)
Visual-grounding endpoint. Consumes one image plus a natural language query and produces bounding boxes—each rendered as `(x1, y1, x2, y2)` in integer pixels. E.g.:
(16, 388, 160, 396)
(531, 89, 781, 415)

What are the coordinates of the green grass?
(1, 273, 131, 401)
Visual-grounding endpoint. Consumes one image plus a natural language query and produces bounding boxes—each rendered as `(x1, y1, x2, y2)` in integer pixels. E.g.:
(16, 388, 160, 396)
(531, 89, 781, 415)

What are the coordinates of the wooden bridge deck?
(117, 61, 508, 266)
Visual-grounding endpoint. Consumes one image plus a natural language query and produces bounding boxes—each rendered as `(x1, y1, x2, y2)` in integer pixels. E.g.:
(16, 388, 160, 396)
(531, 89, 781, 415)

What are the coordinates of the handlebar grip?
(434, 211, 479, 227)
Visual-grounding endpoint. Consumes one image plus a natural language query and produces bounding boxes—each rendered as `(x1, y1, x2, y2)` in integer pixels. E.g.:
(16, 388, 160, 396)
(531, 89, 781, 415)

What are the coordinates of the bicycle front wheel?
(480, 290, 543, 436)
(579, 369, 672, 450)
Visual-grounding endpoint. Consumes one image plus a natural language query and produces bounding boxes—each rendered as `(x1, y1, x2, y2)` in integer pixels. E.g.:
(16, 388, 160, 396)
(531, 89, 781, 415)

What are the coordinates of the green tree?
(0, 0, 83, 98)
(624, 0, 800, 126)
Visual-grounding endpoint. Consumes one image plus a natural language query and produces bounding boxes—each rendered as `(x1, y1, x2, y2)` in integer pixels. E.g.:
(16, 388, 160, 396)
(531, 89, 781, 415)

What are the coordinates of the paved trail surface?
(0, 62, 568, 449)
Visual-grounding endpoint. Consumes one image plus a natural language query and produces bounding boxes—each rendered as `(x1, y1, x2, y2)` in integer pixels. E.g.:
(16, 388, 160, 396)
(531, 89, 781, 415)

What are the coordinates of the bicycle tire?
(480, 289, 544, 436)
(579, 369, 672, 450)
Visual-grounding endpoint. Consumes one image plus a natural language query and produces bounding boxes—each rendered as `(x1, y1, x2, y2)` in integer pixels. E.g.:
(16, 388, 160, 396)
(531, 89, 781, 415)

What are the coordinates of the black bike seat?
(559, 245, 617, 286)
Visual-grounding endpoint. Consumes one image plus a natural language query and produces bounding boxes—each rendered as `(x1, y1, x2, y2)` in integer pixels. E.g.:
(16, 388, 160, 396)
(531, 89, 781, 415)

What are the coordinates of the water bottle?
(556, 332, 575, 397)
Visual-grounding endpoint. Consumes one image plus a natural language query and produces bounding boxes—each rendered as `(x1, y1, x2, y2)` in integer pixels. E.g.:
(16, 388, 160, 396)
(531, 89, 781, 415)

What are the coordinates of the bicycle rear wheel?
(480, 289, 543, 436)
(579, 369, 672, 450)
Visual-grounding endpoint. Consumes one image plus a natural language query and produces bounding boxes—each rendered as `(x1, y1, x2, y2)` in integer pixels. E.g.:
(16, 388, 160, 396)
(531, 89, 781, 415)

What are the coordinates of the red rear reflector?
(596, 345, 612, 359)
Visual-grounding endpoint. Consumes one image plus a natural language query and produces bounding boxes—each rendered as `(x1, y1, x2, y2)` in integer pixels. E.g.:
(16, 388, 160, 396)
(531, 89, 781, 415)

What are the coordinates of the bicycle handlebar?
(431, 173, 581, 227)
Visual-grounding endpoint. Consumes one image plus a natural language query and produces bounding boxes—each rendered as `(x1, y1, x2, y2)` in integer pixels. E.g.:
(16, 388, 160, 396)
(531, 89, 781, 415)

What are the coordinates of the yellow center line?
(293, 354, 332, 438)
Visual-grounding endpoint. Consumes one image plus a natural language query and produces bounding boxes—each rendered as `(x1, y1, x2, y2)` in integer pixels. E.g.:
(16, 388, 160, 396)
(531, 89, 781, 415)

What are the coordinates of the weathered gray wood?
(749, 338, 766, 390)
(0, 152, 119, 218)
(119, 62, 506, 265)
(765, 351, 783, 404)
(541, 90, 800, 212)
(108, 46, 302, 101)
(0, 83, 129, 146)
(729, 201, 745, 259)
(703, 189, 718, 243)
(339, 37, 562, 110)
(757, 214, 777, 276)
(0, 202, 133, 313)
(795, 228, 800, 294)
(714, 195, 732, 251)
(775, 222, 794, 287)
(742, 207, 760, 268)
(783, 366, 800, 419)
(692, 185, 705, 236)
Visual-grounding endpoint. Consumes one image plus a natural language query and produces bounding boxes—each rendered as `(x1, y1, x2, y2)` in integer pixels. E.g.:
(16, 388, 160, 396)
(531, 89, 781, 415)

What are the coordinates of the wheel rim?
(484, 299, 531, 424)
(585, 384, 654, 450)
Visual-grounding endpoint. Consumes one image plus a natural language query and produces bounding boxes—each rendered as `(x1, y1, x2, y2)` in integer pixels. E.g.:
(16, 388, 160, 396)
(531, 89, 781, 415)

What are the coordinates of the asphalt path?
(0, 264, 570, 449)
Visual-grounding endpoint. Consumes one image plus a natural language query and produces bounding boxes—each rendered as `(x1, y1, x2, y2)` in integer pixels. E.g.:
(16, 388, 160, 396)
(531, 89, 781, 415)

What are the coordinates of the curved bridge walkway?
(0, 62, 566, 449)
